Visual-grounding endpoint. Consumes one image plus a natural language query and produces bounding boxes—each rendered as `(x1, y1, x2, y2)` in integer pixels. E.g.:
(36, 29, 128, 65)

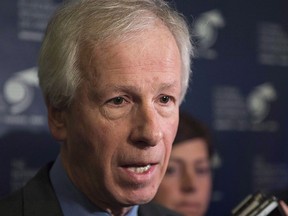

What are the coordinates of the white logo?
(3, 67, 39, 114)
(194, 9, 225, 59)
(247, 83, 277, 124)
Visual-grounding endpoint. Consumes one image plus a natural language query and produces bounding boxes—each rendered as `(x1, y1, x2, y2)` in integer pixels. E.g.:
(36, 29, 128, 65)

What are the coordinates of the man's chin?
(121, 189, 157, 206)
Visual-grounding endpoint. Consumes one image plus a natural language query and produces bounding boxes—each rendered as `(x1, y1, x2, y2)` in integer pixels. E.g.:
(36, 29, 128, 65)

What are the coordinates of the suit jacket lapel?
(22, 163, 63, 216)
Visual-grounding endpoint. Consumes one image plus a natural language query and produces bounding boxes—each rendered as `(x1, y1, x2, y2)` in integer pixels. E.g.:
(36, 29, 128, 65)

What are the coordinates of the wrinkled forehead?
(78, 24, 181, 80)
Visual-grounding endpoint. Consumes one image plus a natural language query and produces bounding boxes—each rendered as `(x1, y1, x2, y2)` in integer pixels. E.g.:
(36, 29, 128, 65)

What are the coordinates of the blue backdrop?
(1, 0, 287, 215)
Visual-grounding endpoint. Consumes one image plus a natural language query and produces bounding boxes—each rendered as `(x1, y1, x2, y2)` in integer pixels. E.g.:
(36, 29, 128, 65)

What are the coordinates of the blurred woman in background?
(154, 112, 214, 216)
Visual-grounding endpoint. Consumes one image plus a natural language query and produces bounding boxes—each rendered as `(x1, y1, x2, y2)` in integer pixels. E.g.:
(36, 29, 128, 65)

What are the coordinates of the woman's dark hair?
(174, 112, 214, 159)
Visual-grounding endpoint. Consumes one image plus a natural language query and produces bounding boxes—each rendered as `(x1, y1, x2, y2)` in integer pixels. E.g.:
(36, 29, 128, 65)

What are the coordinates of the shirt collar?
(49, 155, 139, 216)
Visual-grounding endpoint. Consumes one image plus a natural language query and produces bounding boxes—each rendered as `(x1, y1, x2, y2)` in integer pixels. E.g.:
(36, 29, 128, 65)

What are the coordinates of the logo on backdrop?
(17, 0, 60, 41)
(212, 83, 279, 132)
(252, 155, 288, 193)
(257, 22, 288, 67)
(193, 9, 225, 59)
(3, 68, 38, 115)
(0, 67, 46, 127)
(247, 83, 277, 124)
(10, 159, 38, 192)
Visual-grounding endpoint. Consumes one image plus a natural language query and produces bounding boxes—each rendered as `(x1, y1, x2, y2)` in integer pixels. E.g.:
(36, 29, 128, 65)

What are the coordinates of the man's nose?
(129, 103, 163, 148)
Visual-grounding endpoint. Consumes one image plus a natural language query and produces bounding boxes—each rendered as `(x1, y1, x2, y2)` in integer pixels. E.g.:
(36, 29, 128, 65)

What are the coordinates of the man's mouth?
(126, 164, 152, 174)
(118, 162, 158, 185)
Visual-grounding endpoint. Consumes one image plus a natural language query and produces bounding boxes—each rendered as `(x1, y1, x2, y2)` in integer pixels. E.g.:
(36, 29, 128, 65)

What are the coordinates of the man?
(0, 0, 193, 215)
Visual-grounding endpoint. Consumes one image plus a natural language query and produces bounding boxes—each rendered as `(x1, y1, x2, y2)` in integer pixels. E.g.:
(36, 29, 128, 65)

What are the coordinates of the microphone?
(231, 192, 286, 216)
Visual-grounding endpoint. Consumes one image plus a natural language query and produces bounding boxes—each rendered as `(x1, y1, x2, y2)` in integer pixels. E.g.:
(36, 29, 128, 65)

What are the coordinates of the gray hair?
(38, 0, 194, 109)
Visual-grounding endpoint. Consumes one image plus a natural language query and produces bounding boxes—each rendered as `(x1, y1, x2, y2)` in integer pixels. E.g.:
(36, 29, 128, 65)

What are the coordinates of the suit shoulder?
(0, 189, 23, 216)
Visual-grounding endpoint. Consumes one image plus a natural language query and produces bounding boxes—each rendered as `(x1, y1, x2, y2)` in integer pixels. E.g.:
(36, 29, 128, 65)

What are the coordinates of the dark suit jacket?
(0, 163, 181, 216)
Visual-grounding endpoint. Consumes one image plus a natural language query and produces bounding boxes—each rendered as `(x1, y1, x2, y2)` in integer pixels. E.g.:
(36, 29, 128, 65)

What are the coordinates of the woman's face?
(154, 138, 212, 216)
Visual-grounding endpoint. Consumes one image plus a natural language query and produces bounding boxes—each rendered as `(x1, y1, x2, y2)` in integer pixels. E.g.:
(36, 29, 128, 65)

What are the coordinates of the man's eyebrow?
(102, 84, 141, 93)
(158, 82, 179, 91)
(102, 81, 179, 92)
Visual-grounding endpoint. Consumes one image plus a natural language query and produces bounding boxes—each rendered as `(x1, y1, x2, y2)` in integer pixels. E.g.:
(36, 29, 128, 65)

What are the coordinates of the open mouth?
(126, 164, 152, 174)
(119, 162, 158, 185)
(121, 162, 157, 175)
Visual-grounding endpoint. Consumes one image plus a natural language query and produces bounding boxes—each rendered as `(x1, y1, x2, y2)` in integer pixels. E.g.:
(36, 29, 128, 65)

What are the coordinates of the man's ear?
(47, 104, 67, 142)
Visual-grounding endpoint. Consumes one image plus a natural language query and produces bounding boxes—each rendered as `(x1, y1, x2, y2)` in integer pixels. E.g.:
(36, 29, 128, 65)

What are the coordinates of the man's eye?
(159, 95, 171, 104)
(109, 97, 125, 105)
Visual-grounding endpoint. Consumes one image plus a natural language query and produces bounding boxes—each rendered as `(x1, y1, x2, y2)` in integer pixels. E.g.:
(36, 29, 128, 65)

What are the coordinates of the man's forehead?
(101, 80, 180, 91)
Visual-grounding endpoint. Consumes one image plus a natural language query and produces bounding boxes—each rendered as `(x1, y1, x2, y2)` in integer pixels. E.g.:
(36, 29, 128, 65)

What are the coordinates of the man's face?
(49, 26, 182, 212)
